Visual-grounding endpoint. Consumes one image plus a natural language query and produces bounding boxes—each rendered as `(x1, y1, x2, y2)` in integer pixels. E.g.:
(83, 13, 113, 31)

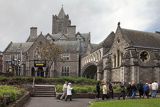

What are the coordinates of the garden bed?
(8, 92, 30, 107)
(0, 85, 25, 107)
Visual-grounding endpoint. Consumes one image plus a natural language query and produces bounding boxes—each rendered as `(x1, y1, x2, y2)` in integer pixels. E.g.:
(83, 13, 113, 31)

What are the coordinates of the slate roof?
(5, 42, 33, 53)
(121, 28, 160, 48)
(26, 36, 37, 42)
(81, 33, 90, 41)
(91, 44, 99, 51)
(91, 32, 115, 53)
(102, 32, 115, 48)
(47, 32, 90, 42)
(54, 41, 79, 53)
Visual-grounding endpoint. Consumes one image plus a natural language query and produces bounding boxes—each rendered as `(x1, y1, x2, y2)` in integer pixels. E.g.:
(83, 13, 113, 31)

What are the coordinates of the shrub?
(56, 85, 96, 93)
(0, 76, 97, 85)
(113, 85, 121, 93)
(0, 85, 25, 102)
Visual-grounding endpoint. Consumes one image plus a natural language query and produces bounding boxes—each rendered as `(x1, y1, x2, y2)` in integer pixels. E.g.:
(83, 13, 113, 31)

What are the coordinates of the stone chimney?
(67, 26, 76, 36)
(30, 27, 37, 38)
(27, 27, 37, 42)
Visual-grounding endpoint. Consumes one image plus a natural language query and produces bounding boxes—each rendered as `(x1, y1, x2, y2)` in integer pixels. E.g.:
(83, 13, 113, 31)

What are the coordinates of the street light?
(12, 58, 20, 76)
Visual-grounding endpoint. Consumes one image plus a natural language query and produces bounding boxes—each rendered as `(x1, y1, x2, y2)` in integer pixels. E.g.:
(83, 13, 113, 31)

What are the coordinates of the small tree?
(37, 41, 63, 76)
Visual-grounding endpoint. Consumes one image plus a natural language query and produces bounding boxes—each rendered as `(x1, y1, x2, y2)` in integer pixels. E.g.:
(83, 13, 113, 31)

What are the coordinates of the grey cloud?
(0, 0, 160, 51)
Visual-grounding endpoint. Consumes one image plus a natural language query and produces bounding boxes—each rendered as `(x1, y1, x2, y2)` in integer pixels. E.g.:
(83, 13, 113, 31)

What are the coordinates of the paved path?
(24, 97, 94, 107)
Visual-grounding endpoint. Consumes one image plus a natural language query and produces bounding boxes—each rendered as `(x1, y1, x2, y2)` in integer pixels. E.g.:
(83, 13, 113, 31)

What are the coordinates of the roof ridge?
(121, 28, 160, 35)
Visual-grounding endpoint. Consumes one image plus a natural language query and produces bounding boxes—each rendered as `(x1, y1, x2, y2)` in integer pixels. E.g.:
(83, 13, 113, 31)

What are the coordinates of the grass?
(89, 98, 160, 107)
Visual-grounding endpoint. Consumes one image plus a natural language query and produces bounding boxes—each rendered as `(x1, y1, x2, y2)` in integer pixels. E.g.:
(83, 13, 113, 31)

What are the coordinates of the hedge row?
(0, 76, 97, 85)
(56, 84, 122, 94)
(56, 85, 97, 93)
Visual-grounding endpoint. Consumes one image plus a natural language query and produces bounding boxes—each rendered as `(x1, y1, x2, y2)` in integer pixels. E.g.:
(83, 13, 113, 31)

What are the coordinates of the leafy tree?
(35, 41, 63, 77)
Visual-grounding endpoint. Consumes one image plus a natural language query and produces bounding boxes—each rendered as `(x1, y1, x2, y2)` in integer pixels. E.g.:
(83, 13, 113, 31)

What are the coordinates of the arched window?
(114, 55, 116, 68)
(120, 52, 123, 66)
(117, 50, 120, 67)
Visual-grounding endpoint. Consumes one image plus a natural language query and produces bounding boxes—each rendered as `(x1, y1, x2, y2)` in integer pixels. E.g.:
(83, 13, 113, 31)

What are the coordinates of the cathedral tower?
(52, 7, 71, 34)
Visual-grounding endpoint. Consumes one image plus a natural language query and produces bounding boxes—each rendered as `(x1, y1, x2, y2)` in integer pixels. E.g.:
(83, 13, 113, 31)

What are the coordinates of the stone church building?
(3, 7, 90, 77)
(2, 7, 160, 83)
(82, 23, 160, 83)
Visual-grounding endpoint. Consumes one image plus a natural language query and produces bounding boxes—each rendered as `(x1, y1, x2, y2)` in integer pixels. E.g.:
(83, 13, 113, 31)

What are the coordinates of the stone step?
(35, 89, 55, 91)
(33, 84, 56, 97)
(33, 94, 56, 97)
(34, 92, 56, 94)
(34, 92, 55, 94)
(35, 91, 55, 93)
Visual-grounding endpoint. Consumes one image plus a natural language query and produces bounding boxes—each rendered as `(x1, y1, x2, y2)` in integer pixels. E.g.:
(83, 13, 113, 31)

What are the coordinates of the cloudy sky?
(0, 0, 160, 51)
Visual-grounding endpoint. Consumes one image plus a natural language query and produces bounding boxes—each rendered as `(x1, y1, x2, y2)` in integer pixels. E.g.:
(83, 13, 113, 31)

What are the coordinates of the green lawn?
(89, 99, 160, 107)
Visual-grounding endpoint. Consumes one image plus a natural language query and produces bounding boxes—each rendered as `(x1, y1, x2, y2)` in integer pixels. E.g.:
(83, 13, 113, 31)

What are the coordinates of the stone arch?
(81, 62, 97, 79)
(95, 52, 99, 62)
(91, 54, 94, 61)
(93, 53, 96, 61)
(98, 50, 101, 61)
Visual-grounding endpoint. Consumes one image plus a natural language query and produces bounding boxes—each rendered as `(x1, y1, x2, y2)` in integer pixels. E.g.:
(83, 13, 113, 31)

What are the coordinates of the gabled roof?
(120, 28, 160, 48)
(58, 7, 65, 19)
(26, 36, 37, 42)
(102, 32, 115, 48)
(5, 42, 33, 53)
(46, 33, 69, 41)
(76, 32, 90, 42)
(90, 32, 115, 53)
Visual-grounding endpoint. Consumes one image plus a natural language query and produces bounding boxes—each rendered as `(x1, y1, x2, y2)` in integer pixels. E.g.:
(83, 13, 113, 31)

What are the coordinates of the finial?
(62, 4, 63, 8)
(118, 22, 120, 26)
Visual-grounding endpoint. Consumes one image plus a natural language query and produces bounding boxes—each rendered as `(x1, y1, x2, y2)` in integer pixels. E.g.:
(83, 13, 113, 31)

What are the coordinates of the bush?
(56, 85, 96, 93)
(0, 76, 97, 85)
(113, 85, 122, 93)
(0, 85, 25, 102)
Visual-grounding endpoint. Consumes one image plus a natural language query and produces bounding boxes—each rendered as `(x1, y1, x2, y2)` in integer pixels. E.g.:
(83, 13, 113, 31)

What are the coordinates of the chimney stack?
(30, 27, 37, 38)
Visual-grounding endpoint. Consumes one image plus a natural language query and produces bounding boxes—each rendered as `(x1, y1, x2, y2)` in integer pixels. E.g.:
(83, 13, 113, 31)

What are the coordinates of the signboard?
(35, 63, 45, 67)
(34, 60, 46, 67)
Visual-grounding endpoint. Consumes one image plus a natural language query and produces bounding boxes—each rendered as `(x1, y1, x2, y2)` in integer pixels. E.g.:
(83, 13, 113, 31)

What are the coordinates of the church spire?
(58, 6, 65, 19)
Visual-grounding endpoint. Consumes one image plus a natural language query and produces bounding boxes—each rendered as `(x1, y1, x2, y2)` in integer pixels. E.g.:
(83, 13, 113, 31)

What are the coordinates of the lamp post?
(17, 44, 23, 76)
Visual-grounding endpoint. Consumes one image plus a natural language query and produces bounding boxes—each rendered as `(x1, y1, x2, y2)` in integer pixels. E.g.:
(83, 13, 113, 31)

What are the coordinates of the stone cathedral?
(2, 7, 160, 83)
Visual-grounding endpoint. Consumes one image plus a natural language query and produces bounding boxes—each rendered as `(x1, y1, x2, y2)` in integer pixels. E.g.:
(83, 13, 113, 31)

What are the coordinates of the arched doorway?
(37, 67, 44, 77)
(82, 65, 97, 79)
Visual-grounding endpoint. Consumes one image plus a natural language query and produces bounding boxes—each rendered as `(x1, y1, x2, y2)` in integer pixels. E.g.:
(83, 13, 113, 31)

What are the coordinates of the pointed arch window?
(117, 50, 120, 67)
(113, 55, 116, 68)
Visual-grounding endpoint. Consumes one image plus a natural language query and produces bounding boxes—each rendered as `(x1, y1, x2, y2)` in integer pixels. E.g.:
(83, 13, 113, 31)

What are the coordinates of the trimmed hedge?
(56, 85, 96, 93)
(56, 84, 127, 94)
(0, 76, 97, 85)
